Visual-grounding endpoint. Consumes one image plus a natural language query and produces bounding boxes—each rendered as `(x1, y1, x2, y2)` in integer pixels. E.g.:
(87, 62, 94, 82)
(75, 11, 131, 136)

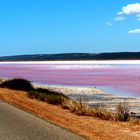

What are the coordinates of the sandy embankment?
(0, 87, 140, 140)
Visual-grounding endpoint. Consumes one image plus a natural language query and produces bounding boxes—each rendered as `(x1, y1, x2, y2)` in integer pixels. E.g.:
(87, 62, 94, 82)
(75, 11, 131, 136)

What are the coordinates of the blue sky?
(0, 0, 139, 56)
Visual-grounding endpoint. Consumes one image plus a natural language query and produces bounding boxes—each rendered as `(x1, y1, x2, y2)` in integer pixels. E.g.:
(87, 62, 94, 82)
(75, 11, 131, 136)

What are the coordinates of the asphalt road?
(0, 100, 85, 140)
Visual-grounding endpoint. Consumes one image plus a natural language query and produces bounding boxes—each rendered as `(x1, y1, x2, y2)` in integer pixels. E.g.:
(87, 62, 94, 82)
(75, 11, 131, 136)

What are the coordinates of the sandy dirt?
(0, 88, 140, 140)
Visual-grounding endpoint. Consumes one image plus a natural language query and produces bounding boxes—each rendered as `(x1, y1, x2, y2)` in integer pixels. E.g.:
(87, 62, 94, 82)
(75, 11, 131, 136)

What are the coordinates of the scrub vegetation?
(0, 78, 139, 123)
(0, 78, 33, 91)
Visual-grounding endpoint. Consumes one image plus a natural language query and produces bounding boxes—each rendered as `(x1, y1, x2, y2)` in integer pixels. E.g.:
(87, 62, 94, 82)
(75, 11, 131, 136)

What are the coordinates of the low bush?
(91, 109, 115, 121)
(74, 97, 90, 115)
(62, 98, 89, 115)
(62, 97, 89, 115)
(28, 90, 40, 99)
(28, 90, 66, 105)
(36, 88, 66, 96)
(0, 78, 33, 91)
(115, 102, 130, 122)
(45, 94, 64, 104)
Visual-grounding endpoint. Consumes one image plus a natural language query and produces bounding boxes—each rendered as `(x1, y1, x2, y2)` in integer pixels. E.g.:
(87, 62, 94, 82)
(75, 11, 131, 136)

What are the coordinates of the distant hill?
(0, 52, 140, 61)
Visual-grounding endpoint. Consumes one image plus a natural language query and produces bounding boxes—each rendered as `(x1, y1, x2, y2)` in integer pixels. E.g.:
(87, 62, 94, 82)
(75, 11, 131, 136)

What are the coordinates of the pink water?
(0, 63, 140, 97)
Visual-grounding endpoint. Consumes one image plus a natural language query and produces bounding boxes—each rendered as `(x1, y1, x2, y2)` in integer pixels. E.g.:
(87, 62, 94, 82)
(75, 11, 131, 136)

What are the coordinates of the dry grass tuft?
(62, 97, 139, 122)
(62, 97, 116, 121)
(115, 102, 130, 122)
(62, 97, 89, 115)
(129, 118, 140, 125)
(91, 109, 115, 121)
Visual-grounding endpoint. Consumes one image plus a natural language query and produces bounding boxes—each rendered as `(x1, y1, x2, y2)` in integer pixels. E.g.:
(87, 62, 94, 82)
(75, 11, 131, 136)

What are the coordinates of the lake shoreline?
(34, 83, 140, 116)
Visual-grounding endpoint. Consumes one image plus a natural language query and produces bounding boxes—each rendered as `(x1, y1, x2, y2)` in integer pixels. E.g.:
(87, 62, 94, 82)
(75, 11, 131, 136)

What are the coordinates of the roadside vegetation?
(28, 90, 67, 105)
(0, 78, 67, 105)
(62, 97, 132, 122)
(0, 78, 139, 124)
(0, 78, 33, 91)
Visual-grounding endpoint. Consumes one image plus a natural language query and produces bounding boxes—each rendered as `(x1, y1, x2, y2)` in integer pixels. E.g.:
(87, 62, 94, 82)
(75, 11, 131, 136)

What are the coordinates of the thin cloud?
(136, 14, 140, 17)
(114, 16, 125, 21)
(136, 14, 140, 20)
(128, 29, 140, 34)
(106, 22, 112, 26)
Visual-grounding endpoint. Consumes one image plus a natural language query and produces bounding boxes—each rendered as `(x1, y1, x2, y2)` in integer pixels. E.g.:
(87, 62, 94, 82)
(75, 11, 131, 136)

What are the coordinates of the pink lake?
(0, 62, 140, 97)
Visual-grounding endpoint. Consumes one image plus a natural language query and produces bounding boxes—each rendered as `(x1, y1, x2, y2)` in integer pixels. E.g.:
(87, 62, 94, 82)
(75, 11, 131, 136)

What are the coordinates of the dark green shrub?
(36, 88, 67, 97)
(28, 90, 40, 99)
(45, 94, 63, 105)
(28, 90, 66, 105)
(0, 78, 33, 91)
(38, 93, 47, 101)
